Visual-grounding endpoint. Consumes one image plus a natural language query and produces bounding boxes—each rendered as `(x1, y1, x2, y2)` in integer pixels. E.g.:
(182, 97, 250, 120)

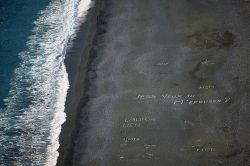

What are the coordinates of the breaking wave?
(0, 0, 94, 165)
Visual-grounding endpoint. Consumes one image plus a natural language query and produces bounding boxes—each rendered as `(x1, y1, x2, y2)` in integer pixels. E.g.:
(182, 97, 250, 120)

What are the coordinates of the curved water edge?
(0, 0, 94, 165)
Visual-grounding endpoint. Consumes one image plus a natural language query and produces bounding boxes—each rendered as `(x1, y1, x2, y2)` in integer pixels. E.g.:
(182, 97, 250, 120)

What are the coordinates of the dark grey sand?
(56, 1, 104, 165)
(58, 0, 250, 165)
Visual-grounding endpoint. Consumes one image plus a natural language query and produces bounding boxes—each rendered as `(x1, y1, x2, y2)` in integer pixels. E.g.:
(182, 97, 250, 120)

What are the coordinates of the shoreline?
(56, 0, 108, 165)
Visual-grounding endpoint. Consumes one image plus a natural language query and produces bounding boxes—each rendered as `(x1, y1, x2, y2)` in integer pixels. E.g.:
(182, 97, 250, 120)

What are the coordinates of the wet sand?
(56, 1, 106, 165)
(58, 0, 250, 165)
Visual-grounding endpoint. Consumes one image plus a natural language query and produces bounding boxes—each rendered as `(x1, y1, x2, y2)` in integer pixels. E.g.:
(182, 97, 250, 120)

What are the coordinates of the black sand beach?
(57, 0, 250, 165)
(56, 1, 106, 165)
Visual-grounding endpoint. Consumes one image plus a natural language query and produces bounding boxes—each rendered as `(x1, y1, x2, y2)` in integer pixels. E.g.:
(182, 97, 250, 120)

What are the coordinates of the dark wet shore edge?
(56, 0, 108, 165)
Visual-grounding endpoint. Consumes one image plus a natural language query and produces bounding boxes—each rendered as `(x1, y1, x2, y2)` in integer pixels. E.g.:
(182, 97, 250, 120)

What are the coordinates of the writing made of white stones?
(122, 117, 156, 128)
(136, 93, 231, 105)
(180, 145, 217, 153)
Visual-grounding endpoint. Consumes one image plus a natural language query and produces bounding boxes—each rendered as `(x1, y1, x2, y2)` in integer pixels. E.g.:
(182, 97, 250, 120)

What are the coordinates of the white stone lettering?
(123, 137, 140, 142)
(122, 123, 141, 128)
(124, 117, 156, 123)
(162, 93, 182, 99)
(137, 94, 156, 100)
(199, 85, 215, 90)
(174, 99, 184, 105)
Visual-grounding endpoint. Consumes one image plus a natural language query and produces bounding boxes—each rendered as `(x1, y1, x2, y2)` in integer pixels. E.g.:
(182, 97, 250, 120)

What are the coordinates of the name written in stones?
(136, 93, 231, 105)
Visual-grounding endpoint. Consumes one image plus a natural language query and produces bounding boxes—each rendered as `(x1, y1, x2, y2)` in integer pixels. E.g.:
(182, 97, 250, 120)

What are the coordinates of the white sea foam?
(0, 0, 93, 165)
(78, 0, 95, 21)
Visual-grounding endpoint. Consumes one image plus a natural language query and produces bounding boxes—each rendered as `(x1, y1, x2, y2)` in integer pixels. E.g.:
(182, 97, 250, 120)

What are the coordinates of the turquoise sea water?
(0, 0, 49, 108)
(0, 0, 93, 165)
